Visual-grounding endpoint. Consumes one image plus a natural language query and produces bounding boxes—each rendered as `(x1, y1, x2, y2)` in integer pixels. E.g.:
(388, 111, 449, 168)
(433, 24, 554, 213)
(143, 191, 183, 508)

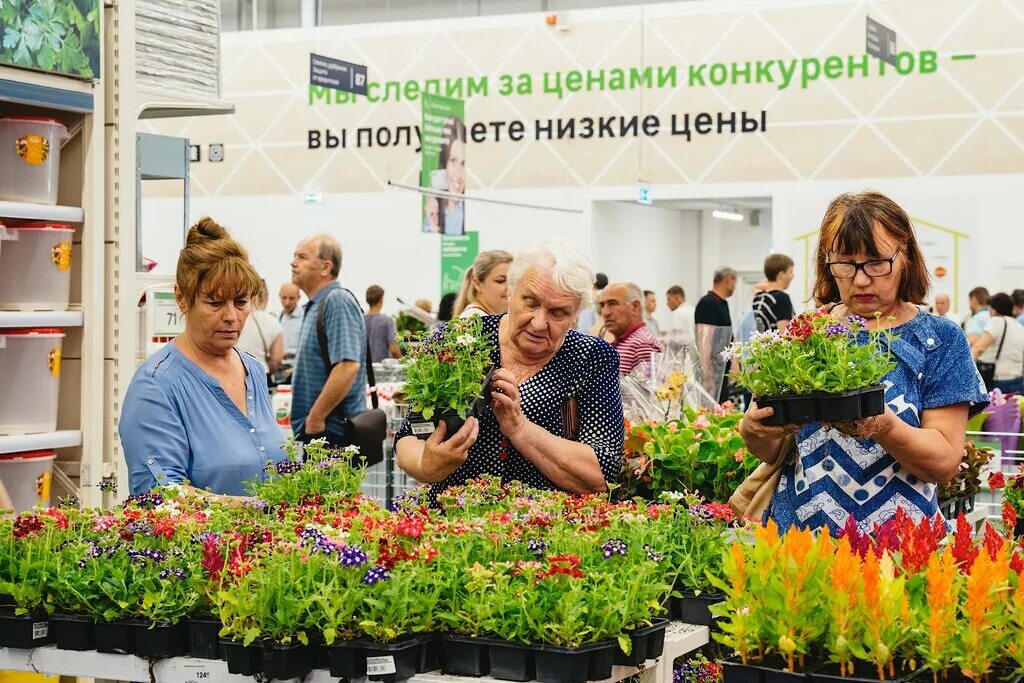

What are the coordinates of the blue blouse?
(120, 343, 288, 496)
(394, 315, 624, 497)
(769, 312, 988, 534)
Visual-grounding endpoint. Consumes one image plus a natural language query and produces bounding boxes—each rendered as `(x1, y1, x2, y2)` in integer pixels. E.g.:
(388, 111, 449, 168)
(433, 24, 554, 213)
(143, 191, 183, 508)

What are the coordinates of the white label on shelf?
(32, 621, 48, 639)
(410, 421, 434, 436)
(366, 655, 397, 676)
(152, 290, 186, 336)
(182, 663, 212, 682)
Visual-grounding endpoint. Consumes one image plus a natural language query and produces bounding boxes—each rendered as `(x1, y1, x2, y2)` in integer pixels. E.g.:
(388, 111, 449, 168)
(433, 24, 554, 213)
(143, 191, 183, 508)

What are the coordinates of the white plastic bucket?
(0, 117, 68, 205)
(0, 450, 56, 512)
(0, 223, 74, 310)
(273, 385, 293, 439)
(0, 328, 64, 435)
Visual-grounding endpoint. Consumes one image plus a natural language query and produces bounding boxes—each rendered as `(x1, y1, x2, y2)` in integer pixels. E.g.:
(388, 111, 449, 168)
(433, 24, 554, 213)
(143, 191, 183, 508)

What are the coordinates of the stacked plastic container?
(0, 117, 73, 511)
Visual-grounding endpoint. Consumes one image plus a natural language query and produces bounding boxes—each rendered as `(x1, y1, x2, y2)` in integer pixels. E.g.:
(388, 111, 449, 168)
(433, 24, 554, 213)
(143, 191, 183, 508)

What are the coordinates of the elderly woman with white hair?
(395, 239, 624, 495)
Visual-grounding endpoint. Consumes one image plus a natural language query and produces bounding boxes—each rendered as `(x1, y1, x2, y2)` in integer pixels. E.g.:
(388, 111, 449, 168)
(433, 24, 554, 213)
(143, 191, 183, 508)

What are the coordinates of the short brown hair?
(176, 217, 261, 313)
(812, 191, 929, 306)
(667, 285, 685, 298)
(764, 253, 794, 281)
(969, 287, 990, 306)
(366, 285, 384, 307)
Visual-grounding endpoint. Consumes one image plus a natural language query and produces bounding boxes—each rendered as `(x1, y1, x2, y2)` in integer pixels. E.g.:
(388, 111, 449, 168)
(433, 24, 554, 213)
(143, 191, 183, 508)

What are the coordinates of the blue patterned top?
(768, 311, 988, 534)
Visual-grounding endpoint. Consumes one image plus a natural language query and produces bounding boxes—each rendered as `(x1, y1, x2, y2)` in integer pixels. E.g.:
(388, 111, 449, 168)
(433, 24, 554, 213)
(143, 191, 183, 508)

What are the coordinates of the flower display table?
(0, 623, 708, 683)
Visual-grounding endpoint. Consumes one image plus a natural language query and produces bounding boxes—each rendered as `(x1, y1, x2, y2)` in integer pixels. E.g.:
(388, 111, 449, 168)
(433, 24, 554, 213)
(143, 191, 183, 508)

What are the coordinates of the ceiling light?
(712, 209, 743, 222)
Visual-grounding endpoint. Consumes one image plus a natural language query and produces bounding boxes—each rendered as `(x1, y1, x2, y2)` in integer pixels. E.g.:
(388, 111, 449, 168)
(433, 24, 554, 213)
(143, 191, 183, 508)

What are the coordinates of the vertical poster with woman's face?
(421, 93, 466, 235)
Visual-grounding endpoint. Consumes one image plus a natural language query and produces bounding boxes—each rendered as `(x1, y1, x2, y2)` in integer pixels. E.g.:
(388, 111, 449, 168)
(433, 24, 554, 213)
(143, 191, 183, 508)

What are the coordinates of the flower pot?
(587, 640, 618, 680)
(0, 612, 51, 649)
(416, 632, 442, 673)
(675, 590, 724, 626)
(442, 633, 489, 676)
(408, 410, 467, 442)
(723, 657, 764, 683)
(94, 620, 133, 654)
(361, 634, 431, 682)
(328, 640, 366, 679)
(532, 642, 605, 683)
(50, 613, 95, 651)
(811, 661, 912, 683)
(221, 638, 264, 676)
(645, 618, 669, 659)
(758, 385, 884, 426)
(263, 641, 312, 680)
(1016, 517, 1024, 541)
(307, 630, 329, 670)
(614, 617, 670, 665)
(188, 618, 223, 660)
(484, 638, 535, 682)
(131, 620, 189, 658)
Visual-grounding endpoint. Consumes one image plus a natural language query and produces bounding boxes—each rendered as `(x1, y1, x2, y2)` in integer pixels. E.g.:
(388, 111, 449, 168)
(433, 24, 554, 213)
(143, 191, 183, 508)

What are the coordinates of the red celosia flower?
(1003, 501, 1018, 537)
(1012, 550, 1024, 576)
(839, 515, 872, 557)
(952, 514, 979, 572)
(982, 522, 1005, 560)
(989, 471, 1006, 490)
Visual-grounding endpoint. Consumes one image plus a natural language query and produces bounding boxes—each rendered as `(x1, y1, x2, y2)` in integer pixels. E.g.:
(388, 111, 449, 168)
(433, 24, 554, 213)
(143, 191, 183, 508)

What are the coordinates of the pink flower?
(733, 449, 745, 463)
(693, 414, 711, 430)
(667, 422, 678, 432)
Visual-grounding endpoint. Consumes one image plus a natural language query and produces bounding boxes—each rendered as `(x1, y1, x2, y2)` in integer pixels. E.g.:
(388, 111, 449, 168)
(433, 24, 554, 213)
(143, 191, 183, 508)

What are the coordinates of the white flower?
(658, 491, 686, 502)
(456, 334, 476, 347)
(162, 483, 183, 498)
(155, 500, 181, 517)
(344, 445, 361, 455)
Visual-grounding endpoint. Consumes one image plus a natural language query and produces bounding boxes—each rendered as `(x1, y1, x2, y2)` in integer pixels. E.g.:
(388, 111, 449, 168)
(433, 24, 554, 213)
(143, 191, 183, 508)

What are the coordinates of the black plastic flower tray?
(221, 638, 264, 676)
(442, 633, 490, 676)
(416, 632, 442, 673)
(1016, 518, 1024, 541)
(614, 618, 670, 666)
(723, 657, 763, 683)
(408, 410, 468, 441)
(587, 640, 618, 680)
(95, 620, 133, 654)
(306, 630, 329, 670)
(263, 641, 312, 680)
(51, 613, 95, 651)
(188, 618, 223, 660)
(483, 638, 535, 682)
(0, 613, 51, 649)
(531, 641, 609, 683)
(360, 634, 431, 682)
(725, 656, 821, 683)
(675, 591, 724, 626)
(758, 385, 885, 426)
(811, 661, 913, 683)
(131, 620, 189, 658)
(329, 640, 367, 678)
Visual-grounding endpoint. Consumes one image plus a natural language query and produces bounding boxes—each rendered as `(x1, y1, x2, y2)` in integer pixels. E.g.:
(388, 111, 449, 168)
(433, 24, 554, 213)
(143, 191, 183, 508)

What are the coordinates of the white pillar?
(300, 0, 317, 28)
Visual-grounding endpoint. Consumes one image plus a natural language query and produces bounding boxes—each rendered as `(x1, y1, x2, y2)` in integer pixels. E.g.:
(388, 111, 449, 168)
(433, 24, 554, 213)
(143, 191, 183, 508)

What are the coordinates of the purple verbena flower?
(275, 459, 303, 476)
(826, 323, 849, 337)
(159, 567, 187, 580)
(98, 479, 117, 493)
(601, 538, 628, 559)
(363, 565, 390, 585)
(298, 524, 327, 546)
(340, 544, 368, 567)
(124, 521, 153, 537)
(643, 544, 665, 563)
(526, 539, 547, 557)
(688, 505, 713, 521)
(846, 315, 868, 327)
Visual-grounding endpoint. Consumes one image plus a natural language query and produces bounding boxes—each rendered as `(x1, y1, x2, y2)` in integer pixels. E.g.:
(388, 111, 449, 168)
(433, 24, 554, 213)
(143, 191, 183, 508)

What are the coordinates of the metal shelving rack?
(0, 61, 106, 506)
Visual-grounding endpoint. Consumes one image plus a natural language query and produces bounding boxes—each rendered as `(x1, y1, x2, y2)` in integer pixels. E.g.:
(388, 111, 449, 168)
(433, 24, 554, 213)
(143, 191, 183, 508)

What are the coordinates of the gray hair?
(713, 267, 737, 284)
(314, 234, 342, 279)
(623, 282, 644, 305)
(508, 238, 595, 310)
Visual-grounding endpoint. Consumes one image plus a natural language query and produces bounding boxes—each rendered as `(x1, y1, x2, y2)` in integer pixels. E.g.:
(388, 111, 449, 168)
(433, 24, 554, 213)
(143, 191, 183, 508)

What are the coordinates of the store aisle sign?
(866, 17, 897, 66)
(151, 290, 185, 337)
(309, 53, 368, 96)
(441, 232, 478, 297)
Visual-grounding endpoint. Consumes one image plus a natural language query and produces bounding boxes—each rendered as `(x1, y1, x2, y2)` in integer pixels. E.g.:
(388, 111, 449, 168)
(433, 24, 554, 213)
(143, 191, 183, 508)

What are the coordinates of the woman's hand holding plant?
(490, 369, 528, 439)
(420, 417, 479, 482)
(739, 401, 798, 464)
(823, 406, 899, 442)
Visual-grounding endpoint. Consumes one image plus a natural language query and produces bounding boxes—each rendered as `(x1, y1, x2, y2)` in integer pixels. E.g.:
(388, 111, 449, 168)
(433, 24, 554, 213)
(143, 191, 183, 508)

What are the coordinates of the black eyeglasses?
(827, 250, 900, 279)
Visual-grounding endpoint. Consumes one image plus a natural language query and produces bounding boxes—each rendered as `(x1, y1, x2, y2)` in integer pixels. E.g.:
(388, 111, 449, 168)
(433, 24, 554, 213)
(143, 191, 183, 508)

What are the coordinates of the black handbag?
(975, 318, 1006, 393)
(315, 289, 387, 466)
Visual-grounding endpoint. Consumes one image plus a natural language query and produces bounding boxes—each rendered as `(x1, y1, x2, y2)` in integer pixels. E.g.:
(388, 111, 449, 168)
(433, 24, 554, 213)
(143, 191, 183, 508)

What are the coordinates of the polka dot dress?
(394, 314, 624, 496)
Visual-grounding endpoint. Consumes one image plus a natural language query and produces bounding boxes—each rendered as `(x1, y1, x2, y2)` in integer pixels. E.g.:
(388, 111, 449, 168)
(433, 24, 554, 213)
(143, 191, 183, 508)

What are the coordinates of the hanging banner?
(440, 232, 478, 298)
(421, 93, 466, 235)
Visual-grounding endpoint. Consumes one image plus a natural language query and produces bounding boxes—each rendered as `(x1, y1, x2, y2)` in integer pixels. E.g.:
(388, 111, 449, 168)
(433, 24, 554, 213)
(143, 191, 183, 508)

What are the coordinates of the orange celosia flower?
(728, 543, 746, 596)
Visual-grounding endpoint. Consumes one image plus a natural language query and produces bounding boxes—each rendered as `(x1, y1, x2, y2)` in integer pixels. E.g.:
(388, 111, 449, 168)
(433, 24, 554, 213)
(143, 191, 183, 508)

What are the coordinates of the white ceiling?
(653, 197, 773, 211)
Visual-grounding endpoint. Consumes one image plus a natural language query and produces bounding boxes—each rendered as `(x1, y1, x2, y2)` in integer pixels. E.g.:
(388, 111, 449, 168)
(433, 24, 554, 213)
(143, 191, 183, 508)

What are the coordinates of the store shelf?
(0, 624, 709, 683)
(136, 84, 235, 120)
(0, 64, 94, 113)
(0, 311, 84, 328)
(0, 430, 83, 455)
(0, 200, 86, 223)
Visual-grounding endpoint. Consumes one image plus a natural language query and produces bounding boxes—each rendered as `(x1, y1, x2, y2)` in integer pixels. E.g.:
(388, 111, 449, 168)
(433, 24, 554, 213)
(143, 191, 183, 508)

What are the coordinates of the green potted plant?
(401, 317, 494, 440)
(0, 512, 59, 649)
(727, 310, 896, 426)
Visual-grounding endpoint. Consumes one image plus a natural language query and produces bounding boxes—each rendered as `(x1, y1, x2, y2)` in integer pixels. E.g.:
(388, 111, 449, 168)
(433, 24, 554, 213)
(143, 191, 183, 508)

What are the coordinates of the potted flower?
(0, 512, 59, 649)
(952, 546, 1010, 683)
(663, 498, 734, 626)
(401, 317, 494, 440)
(913, 547, 961, 683)
(726, 311, 896, 426)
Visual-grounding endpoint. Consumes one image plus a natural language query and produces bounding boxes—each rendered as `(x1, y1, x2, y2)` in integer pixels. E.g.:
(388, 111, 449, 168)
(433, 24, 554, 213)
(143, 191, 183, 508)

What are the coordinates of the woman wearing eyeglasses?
(739, 191, 987, 533)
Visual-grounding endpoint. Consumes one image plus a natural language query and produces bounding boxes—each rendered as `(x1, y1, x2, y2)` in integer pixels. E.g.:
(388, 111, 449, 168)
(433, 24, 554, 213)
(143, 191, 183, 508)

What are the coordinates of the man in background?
(694, 268, 737, 403)
(643, 290, 661, 335)
(933, 293, 959, 323)
(664, 285, 695, 346)
(278, 282, 303, 355)
(966, 287, 991, 345)
(695, 268, 736, 329)
(365, 285, 402, 363)
(600, 282, 664, 375)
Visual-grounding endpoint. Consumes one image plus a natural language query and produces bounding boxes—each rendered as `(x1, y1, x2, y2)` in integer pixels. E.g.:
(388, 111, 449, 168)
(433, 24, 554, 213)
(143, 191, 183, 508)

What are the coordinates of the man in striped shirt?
(600, 282, 664, 375)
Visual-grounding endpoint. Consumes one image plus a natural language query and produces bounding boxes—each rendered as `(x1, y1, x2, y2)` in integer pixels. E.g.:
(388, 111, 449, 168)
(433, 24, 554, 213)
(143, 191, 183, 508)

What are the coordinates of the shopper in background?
(972, 292, 1024, 395)
(752, 254, 794, 333)
(932, 293, 959, 323)
(642, 290, 661, 335)
(454, 249, 513, 318)
(1012, 289, 1024, 326)
(664, 285, 695, 345)
(289, 234, 368, 447)
(965, 286, 990, 344)
(695, 268, 736, 328)
(437, 292, 457, 323)
(277, 282, 304, 355)
(395, 239, 623, 497)
(365, 285, 401, 363)
(740, 191, 987, 533)
(600, 283, 664, 375)
(121, 218, 288, 496)
(237, 279, 285, 377)
(576, 272, 607, 332)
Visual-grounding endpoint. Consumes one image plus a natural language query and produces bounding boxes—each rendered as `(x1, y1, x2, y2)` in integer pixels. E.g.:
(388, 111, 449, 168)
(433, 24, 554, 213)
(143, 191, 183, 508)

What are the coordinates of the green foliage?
(400, 317, 492, 420)
(728, 310, 897, 396)
(0, 0, 100, 78)
(244, 440, 367, 508)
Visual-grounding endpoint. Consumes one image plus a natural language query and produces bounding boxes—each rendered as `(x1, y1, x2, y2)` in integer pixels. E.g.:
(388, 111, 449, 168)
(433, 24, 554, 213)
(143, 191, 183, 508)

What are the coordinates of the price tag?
(32, 621, 49, 640)
(366, 655, 397, 676)
(182, 664, 211, 683)
(411, 421, 434, 436)
(152, 290, 185, 336)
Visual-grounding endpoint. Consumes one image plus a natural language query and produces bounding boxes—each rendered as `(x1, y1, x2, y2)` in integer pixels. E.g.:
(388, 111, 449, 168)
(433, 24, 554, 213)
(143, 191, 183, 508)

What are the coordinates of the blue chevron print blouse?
(769, 311, 988, 534)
